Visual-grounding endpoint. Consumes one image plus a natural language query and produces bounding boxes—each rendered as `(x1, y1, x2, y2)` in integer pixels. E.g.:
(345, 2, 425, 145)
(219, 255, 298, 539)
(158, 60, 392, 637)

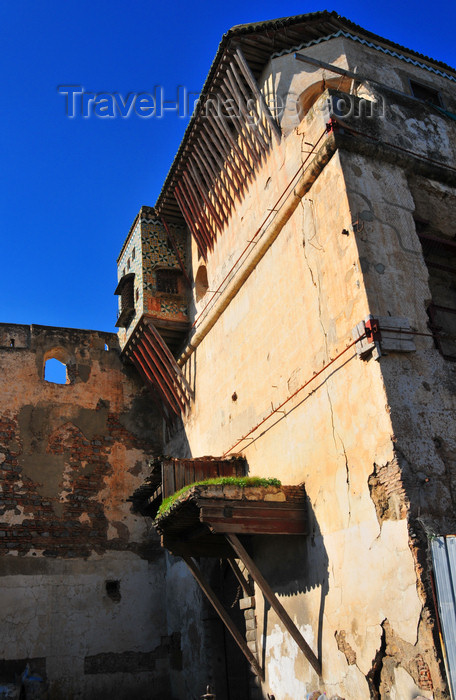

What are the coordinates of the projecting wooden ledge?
(154, 484, 308, 558)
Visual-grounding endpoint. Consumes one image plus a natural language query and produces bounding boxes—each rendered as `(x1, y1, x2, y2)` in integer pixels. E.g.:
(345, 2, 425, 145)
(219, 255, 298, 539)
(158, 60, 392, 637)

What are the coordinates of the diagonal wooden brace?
(182, 554, 264, 680)
(226, 533, 322, 676)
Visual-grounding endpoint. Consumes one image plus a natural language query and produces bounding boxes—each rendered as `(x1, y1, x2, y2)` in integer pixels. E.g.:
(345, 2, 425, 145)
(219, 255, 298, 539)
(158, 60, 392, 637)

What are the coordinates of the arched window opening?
(44, 358, 68, 384)
(297, 76, 352, 121)
(195, 265, 209, 302)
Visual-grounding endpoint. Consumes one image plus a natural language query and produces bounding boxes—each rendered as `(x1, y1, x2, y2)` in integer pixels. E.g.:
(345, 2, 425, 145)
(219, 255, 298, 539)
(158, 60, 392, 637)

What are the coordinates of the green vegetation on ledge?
(156, 476, 282, 518)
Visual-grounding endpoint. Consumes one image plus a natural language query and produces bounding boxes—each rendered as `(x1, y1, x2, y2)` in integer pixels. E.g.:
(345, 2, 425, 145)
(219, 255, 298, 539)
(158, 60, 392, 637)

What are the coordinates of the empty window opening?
(156, 269, 180, 295)
(132, 247, 136, 260)
(410, 79, 443, 108)
(297, 76, 352, 121)
(195, 265, 209, 302)
(104, 343, 109, 351)
(410, 176, 456, 360)
(127, 258, 131, 270)
(114, 273, 135, 328)
(136, 288, 139, 302)
(105, 579, 121, 602)
(44, 358, 68, 384)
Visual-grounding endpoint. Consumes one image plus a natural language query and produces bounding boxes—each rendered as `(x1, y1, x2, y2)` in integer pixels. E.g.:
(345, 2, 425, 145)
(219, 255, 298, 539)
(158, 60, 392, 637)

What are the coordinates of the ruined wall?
(0, 324, 172, 700)
(162, 45, 456, 698)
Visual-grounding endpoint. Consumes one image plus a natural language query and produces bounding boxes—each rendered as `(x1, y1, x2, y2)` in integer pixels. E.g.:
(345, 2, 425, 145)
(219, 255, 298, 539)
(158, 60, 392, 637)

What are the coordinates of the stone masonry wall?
(0, 324, 172, 700)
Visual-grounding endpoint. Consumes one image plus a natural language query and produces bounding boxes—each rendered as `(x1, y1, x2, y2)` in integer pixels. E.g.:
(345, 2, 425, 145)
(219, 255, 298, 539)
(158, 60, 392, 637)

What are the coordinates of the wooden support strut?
(219, 79, 260, 166)
(199, 128, 240, 205)
(229, 61, 271, 148)
(226, 533, 322, 676)
(234, 48, 282, 142)
(206, 115, 246, 192)
(225, 67, 268, 155)
(202, 124, 244, 198)
(195, 140, 235, 212)
(192, 146, 230, 222)
(182, 554, 264, 681)
(176, 178, 211, 257)
(174, 184, 207, 261)
(181, 171, 215, 250)
(144, 321, 193, 400)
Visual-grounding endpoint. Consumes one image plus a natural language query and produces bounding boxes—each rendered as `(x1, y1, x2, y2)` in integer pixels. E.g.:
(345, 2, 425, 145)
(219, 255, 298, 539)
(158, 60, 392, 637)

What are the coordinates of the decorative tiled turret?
(115, 206, 189, 353)
(115, 206, 192, 425)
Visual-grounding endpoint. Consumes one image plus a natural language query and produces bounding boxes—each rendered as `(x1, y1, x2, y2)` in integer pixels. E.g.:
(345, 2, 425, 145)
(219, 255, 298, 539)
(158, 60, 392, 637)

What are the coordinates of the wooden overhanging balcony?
(122, 319, 193, 426)
(130, 455, 248, 519)
(130, 457, 321, 679)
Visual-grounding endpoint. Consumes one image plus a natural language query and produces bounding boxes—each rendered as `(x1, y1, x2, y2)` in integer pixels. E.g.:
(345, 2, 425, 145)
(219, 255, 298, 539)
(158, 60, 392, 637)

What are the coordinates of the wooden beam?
(138, 337, 184, 413)
(181, 171, 215, 250)
(226, 533, 322, 676)
(227, 558, 254, 597)
(209, 108, 253, 179)
(220, 79, 261, 165)
(196, 140, 235, 211)
(192, 146, 230, 222)
(206, 114, 247, 191)
(234, 48, 282, 142)
(224, 69, 268, 156)
(140, 334, 187, 412)
(188, 158, 224, 231)
(182, 554, 264, 680)
(145, 321, 193, 399)
(174, 184, 207, 261)
(229, 62, 271, 148)
(202, 125, 244, 198)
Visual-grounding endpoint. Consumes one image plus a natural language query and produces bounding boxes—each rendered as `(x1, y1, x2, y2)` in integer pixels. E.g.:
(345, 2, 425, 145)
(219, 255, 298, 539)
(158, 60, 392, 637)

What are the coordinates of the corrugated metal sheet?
(431, 535, 456, 698)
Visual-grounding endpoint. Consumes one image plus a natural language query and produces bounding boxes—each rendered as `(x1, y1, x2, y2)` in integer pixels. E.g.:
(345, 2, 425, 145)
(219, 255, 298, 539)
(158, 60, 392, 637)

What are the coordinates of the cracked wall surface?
(0, 324, 170, 699)
(162, 37, 456, 699)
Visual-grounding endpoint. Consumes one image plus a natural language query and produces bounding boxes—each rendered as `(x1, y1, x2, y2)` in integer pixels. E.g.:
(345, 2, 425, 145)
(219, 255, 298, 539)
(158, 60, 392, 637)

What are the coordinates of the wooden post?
(226, 533, 322, 676)
(182, 554, 264, 680)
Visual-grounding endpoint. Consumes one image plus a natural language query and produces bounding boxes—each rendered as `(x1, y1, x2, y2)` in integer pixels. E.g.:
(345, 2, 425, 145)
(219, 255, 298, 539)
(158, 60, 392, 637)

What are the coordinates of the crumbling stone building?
(1, 10, 456, 700)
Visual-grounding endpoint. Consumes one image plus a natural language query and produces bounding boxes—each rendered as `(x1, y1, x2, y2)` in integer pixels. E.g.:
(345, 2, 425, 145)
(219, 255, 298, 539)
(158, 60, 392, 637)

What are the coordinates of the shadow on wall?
(251, 495, 329, 667)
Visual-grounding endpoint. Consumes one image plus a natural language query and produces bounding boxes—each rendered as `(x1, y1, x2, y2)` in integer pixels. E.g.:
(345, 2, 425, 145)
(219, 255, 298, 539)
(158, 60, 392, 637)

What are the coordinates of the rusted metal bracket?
(225, 533, 322, 677)
(353, 315, 416, 360)
(182, 554, 264, 680)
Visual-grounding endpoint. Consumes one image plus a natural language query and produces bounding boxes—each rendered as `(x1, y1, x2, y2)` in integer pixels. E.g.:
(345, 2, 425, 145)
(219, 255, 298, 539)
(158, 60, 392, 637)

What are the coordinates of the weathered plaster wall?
(342, 150, 456, 697)
(0, 324, 171, 699)
(163, 44, 455, 698)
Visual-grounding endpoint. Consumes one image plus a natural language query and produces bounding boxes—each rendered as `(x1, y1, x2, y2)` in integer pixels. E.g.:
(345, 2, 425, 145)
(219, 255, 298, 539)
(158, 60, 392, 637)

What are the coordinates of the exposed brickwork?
(0, 323, 162, 559)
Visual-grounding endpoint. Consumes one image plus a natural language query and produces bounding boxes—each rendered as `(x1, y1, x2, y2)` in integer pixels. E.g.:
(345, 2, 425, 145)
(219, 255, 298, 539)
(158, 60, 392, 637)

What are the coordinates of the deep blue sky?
(1, 0, 455, 334)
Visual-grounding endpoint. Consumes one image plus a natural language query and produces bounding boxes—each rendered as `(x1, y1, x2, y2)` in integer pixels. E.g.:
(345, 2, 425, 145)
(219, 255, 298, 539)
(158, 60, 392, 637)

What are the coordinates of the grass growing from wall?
(156, 476, 282, 518)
